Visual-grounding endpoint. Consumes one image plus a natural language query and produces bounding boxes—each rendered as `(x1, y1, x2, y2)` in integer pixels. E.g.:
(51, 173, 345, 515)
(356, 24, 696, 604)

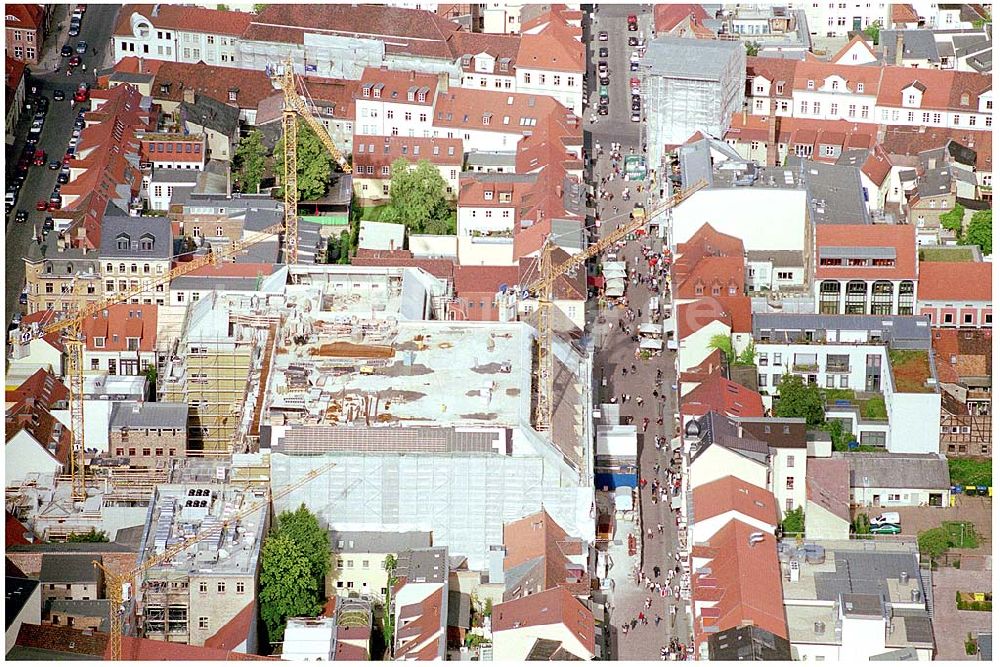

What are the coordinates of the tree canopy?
(964, 209, 991, 256)
(273, 119, 334, 202)
(259, 532, 322, 644)
(66, 528, 108, 542)
(381, 159, 455, 234)
(276, 503, 331, 593)
(774, 374, 825, 426)
(940, 203, 966, 234)
(862, 20, 881, 45)
(708, 333, 735, 365)
(234, 129, 267, 194)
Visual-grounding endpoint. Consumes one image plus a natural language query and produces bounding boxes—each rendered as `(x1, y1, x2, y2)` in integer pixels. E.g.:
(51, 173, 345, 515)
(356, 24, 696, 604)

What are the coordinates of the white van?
(869, 512, 900, 527)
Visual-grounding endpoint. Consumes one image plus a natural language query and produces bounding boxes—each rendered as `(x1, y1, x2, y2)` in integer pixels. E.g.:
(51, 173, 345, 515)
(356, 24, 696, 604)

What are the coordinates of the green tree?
(735, 340, 757, 366)
(259, 532, 321, 644)
(276, 504, 331, 593)
(216, 3, 229, 10)
(782, 506, 805, 534)
(273, 119, 334, 202)
(939, 203, 966, 234)
(708, 333, 735, 365)
(863, 20, 881, 45)
(824, 419, 856, 451)
(775, 374, 825, 426)
(852, 513, 871, 535)
(234, 129, 267, 194)
(253, 3, 268, 12)
(66, 528, 109, 542)
(964, 209, 991, 256)
(918, 526, 952, 564)
(745, 41, 761, 56)
(381, 158, 454, 234)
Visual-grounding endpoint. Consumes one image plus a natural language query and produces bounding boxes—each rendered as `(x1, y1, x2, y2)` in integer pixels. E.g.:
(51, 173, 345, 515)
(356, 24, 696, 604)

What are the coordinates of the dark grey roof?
(642, 36, 744, 80)
(109, 402, 188, 430)
(6, 542, 136, 554)
(152, 167, 200, 184)
(745, 250, 804, 267)
(464, 151, 516, 167)
(328, 530, 432, 554)
(109, 71, 154, 84)
(525, 638, 583, 660)
(841, 593, 883, 618)
(900, 612, 934, 646)
(48, 599, 110, 631)
(98, 217, 172, 259)
(707, 624, 793, 661)
(551, 218, 585, 252)
(180, 94, 239, 137)
(837, 452, 951, 490)
(881, 30, 941, 64)
(753, 314, 932, 350)
(5, 645, 95, 661)
(243, 206, 284, 232)
(870, 647, 919, 660)
(6, 577, 39, 630)
(813, 549, 924, 603)
(39, 554, 100, 583)
(978, 632, 992, 661)
(447, 590, 471, 629)
(691, 412, 770, 464)
(796, 159, 871, 225)
(395, 547, 447, 584)
(170, 275, 268, 291)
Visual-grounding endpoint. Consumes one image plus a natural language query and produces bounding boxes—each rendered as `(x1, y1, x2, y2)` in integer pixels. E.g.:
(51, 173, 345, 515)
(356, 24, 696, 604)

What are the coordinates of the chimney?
(183, 88, 195, 105)
(437, 71, 449, 94)
(766, 99, 779, 166)
(895, 32, 904, 64)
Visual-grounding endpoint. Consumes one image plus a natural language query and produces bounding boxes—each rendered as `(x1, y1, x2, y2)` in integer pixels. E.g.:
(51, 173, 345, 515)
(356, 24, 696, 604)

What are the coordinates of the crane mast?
(273, 58, 348, 265)
(528, 179, 708, 431)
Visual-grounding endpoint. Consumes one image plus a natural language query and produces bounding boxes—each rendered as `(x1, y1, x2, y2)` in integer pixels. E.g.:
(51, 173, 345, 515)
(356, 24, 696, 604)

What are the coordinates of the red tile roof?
(5, 399, 72, 469)
(725, 114, 878, 156)
(15, 624, 107, 658)
(891, 3, 920, 24)
(676, 296, 752, 339)
(830, 34, 879, 63)
(111, 55, 163, 77)
(300, 76, 359, 120)
(493, 586, 595, 657)
(454, 265, 519, 297)
(6, 511, 32, 546)
(357, 66, 438, 106)
(678, 348, 725, 385)
(80, 304, 158, 352)
(351, 253, 455, 280)
(515, 19, 584, 73)
(654, 4, 710, 33)
(674, 256, 745, 300)
(806, 458, 851, 522)
(447, 31, 521, 74)
(917, 261, 992, 302)
(931, 328, 992, 383)
(6, 57, 26, 111)
(395, 587, 445, 661)
(861, 144, 893, 185)
(18, 310, 66, 351)
(433, 87, 579, 135)
(5, 4, 44, 31)
(354, 135, 464, 171)
(114, 4, 252, 37)
(675, 223, 745, 270)
(681, 371, 765, 419)
(205, 601, 256, 652)
(5, 369, 69, 408)
(519, 247, 587, 301)
(114, 635, 276, 661)
(692, 520, 788, 651)
(815, 224, 917, 280)
(692, 475, 780, 527)
(502, 510, 590, 597)
(151, 61, 275, 110)
(790, 60, 883, 97)
(876, 68, 992, 112)
(880, 126, 992, 173)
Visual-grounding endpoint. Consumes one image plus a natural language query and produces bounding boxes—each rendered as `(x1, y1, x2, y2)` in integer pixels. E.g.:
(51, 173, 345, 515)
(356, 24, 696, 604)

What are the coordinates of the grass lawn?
(360, 205, 390, 221)
(919, 247, 975, 262)
(888, 349, 934, 393)
(862, 395, 887, 420)
(942, 521, 980, 549)
(949, 457, 992, 487)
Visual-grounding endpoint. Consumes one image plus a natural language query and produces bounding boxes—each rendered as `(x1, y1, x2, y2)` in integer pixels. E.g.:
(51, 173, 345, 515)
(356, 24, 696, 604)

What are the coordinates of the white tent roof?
(640, 338, 663, 350)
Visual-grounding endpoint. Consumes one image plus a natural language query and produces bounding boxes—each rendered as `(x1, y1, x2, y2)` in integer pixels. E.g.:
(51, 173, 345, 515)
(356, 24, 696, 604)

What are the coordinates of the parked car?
(73, 87, 89, 103)
(61, 44, 74, 57)
(43, 216, 55, 231)
(627, 14, 638, 30)
(599, 75, 610, 86)
(14, 209, 28, 224)
(631, 99, 641, 112)
(36, 200, 49, 211)
(53, 89, 65, 101)
(628, 35, 639, 46)
(598, 30, 608, 41)
(48, 160, 61, 170)
(68, 23, 80, 36)
(33, 149, 46, 166)
(870, 512, 901, 527)
(69, 54, 81, 67)
(599, 46, 609, 58)
(870, 524, 902, 535)
(631, 111, 641, 122)
(630, 61, 640, 72)
(599, 93, 609, 105)
(598, 104, 609, 116)
(75, 3, 87, 13)
(598, 61, 609, 75)
(76, 40, 88, 55)
(57, 171, 70, 184)
(19, 290, 28, 305)
(47, 199, 62, 211)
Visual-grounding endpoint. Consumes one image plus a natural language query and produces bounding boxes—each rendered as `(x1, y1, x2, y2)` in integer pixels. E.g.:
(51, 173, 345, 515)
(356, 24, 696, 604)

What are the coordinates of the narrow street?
(585, 4, 693, 661)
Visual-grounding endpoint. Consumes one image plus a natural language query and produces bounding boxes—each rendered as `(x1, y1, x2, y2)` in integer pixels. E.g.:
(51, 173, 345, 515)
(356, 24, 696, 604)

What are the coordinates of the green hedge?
(956, 591, 993, 611)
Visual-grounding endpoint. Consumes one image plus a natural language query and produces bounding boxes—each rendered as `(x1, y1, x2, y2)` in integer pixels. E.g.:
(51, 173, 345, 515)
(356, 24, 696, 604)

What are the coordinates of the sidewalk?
(36, 5, 71, 74)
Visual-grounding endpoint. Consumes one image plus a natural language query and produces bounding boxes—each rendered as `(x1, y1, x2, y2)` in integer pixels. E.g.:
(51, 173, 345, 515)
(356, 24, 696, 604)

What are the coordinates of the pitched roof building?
(492, 586, 596, 661)
(502, 509, 590, 600)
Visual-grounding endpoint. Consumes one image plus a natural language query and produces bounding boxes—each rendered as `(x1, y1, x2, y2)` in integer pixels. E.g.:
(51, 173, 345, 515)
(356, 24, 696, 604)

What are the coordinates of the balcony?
(793, 355, 819, 372)
(824, 389, 888, 422)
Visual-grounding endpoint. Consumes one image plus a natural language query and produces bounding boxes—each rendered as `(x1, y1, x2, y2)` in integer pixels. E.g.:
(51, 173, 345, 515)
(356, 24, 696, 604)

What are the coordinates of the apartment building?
(113, 4, 250, 65)
(22, 233, 102, 316)
(354, 68, 438, 138)
(451, 32, 519, 92)
(917, 261, 992, 328)
(814, 224, 917, 316)
(5, 4, 48, 64)
(352, 135, 463, 205)
(81, 304, 158, 377)
(515, 20, 584, 115)
(327, 530, 431, 598)
(803, 1, 889, 37)
(108, 402, 188, 466)
(39, 555, 104, 612)
(98, 217, 172, 304)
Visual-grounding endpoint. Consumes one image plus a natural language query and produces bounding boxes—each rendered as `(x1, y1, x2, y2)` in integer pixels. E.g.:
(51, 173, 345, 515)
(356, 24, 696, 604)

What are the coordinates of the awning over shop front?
(640, 338, 663, 350)
(638, 323, 661, 335)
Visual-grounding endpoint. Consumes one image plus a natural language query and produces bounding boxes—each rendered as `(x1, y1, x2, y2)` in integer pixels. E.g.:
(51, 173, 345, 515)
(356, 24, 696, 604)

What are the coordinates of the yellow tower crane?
(95, 461, 336, 661)
(273, 58, 348, 264)
(38, 223, 286, 500)
(522, 180, 708, 431)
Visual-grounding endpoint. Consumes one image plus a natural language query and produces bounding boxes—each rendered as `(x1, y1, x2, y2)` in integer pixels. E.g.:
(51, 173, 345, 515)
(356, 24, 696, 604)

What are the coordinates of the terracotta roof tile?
(6, 511, 32, 546)
(654, 4, 710, 33)
(678, 349, 725, 386)
(520, 247, 587, 301)
(493, 586, 595, 656)
(80, 304, 158, 352)
(814, 224, 917, 280)
(861, 144, 893, 184)
(503, 510, 590, 597)
(15, 623, 107, 657)
(880, 125, 991, 173)
(351, 254, 455, 279)
(114, 635, 277, 661)
(395, 587, 445, 660)
(453, 265, 519, 296)
(114, 4, 252, 37)
(676, 296, 752, 339)
(692, 475, 780, 526)
(917, 261, 992, 301)
(354, 135, 463, 170)
(891, 3, 920, 23)
(876, 68, 992, 112)
(357, 66, 438, 106)
(725, 114, 878, 155)
(5, 4, 44, 31)
(151, 61, 275, 110)
(5, 369, 69, 408)
(681, 371, 765, 419)
(515, 20, 584, 72)
(205, 601, 256, 651)
(830, 34, 879, 63)
(807, 458, 851, 522)
(448, 31, 521, 74)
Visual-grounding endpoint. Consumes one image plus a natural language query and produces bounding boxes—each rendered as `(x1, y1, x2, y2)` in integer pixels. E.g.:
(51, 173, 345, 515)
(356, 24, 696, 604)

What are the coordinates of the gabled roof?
(492, 586, 595, 658)
(519, 247, 586, 301)
(5, 399, 71, 469)
(453, 265, 519, 297)
(674, 223, 745, 272)
(5, 369, 69, 409)
(917, 261, 992, 301)
(151, 61, 275, 110)
(5, 4, 44, 31)
(692, 475, 780, 527)
(6, 512, 32, 546)
(395, 587, 446, 661)
(447, 31, 521, 73)
(502, 510, 590, 597)
(814, 224, 917, 280)
(861, 144, 893, 185)
(80, 304, 158, 352)
(654, 4, 710, 33)
(830, 34, 880, 63)
(205, 601, 256, 651)
(676, 296, 752, 339)
(806, 458, 851, 522)
(877, 67, 992, 111)
(114, 635, 277, 661)
(515, 19, 584, 73)
(931, 328, 992, 383)
(114, 4, 252, 37)
(180, 93, 240, 136)
(673, 256, 745, 300)
(99, 216, 171, 259)
(681, 371, 765, 419)
(357, 66, 438, 106)
(891, 3, 921, 24)
(881, 125, 992, 173)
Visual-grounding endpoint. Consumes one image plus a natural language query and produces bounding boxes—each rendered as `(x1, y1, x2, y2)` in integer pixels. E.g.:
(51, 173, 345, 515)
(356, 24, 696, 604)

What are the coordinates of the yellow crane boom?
(527, 179, 707, 431)
(38, 222, 285, 500)
(95, 461, 336, 661)
(273, 58, 348, 265)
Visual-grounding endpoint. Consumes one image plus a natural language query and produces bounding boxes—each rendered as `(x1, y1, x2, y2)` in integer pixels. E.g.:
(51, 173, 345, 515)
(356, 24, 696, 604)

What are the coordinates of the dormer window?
(484, 190, 494, 200)
(695, 283, 704, 296)
(712, 285, 721, 296)
(159, 83, 170, 95)
(362, 85, 371, 98)
(831, 80, 839, 90)
(418, 90, 427, 103)
(116, 234, 130, 250)
(461, 55, 471, 67)
(960, 92, 970, 106)
(139, 234, 154, 251)
(373, 85, 381, 99)
(776, 83, 784, 94)
(94, 336, 105, 348)
(807, 80, 814, 90)
(499, 58, 509, 72)
(857, 82, 864, 93)
(482, 113, 492, 126)
(228, 89, 238, 102)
